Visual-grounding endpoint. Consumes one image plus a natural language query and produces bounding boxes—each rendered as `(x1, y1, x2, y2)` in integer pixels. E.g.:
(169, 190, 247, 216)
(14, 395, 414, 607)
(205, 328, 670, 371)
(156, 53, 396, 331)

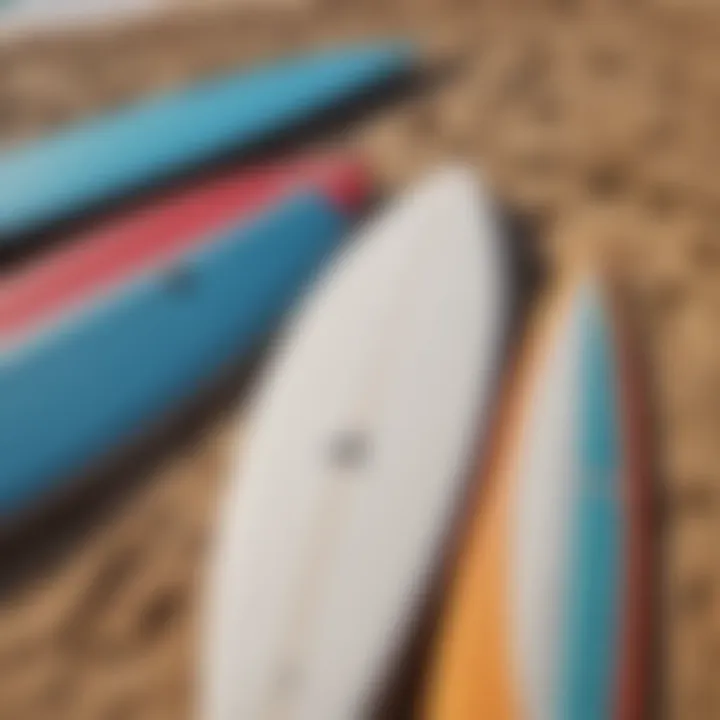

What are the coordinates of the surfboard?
(0, 189, 356, 519)
(0, 155, 369, 349)
(202, 166, 512, 720)
(0, 0, 160, 36)
(425, 278, 652, 720)
(0, 42, 414, 240)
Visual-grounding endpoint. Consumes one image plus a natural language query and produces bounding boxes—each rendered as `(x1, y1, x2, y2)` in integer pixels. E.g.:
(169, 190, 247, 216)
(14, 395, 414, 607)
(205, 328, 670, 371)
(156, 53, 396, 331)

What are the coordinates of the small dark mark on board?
(275, 661, 300, 700)
(330, 432, 369, 470)
(163, 264, 197, 295)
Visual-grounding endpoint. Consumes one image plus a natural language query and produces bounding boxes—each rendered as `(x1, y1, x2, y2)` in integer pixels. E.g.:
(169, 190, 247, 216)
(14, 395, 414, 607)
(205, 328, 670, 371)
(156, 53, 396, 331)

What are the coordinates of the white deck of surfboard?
(0, 0, 304, 36)
(510, 289, 586, 719)
(0, 0, 161, 37)
(510, 284, 611, 719)
(202, 167, 510, 720)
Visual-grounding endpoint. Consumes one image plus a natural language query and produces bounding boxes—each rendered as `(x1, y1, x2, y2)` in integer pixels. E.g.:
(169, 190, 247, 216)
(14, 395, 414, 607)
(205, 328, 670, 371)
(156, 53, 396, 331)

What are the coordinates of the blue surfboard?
(0, 190, 349, 517)
(0, 42, 414, 239)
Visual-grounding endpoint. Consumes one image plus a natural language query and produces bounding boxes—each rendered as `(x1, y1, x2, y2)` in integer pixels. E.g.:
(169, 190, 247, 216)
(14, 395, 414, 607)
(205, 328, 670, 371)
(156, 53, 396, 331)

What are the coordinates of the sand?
(1, 1, 720, 717)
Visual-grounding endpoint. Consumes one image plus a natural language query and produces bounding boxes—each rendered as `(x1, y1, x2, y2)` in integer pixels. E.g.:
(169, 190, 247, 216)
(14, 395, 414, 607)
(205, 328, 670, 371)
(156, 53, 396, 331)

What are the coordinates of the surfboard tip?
(321, 161, 372, 213)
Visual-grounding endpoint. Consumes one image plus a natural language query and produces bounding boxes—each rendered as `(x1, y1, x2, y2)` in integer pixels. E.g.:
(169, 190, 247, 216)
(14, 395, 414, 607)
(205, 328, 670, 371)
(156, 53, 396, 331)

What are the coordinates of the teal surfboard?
(0, 42, 414, 240)
(0, 190, 350, 517)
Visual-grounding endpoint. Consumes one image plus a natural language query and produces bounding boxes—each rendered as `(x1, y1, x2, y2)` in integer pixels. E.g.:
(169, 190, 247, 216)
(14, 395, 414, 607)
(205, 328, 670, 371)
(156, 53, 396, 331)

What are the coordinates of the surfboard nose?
(425, 277, 652, 720)
(0, 41, 415, 241)
(0, 155, 371, 349)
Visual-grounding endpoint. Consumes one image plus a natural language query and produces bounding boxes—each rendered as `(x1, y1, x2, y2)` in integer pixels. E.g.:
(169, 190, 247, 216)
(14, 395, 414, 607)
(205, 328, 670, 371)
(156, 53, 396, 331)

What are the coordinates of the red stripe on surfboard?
(613, 306, 653, 720)
(0, 156, 369, 343)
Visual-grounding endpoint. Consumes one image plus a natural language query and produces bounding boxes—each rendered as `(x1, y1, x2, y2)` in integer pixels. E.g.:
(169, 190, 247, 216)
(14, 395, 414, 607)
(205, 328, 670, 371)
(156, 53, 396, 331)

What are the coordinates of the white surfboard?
(0, 0, 161, 37)
(202, 166, 512, 720)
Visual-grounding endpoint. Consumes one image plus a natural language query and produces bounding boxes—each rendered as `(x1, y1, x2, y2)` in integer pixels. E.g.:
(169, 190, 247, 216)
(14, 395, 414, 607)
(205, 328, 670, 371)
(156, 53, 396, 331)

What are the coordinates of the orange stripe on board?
(426, 283, 575, 720)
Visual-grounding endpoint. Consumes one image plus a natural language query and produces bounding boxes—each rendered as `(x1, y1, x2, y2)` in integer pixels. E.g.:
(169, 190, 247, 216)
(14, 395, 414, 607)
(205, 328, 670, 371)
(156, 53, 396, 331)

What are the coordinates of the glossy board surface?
(0, 42, 413, 239)
(426, 280, 650, 720)
(204, 167, 512, 720)
(0, 192, 349, 517)
(0, 156, 368, 347)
